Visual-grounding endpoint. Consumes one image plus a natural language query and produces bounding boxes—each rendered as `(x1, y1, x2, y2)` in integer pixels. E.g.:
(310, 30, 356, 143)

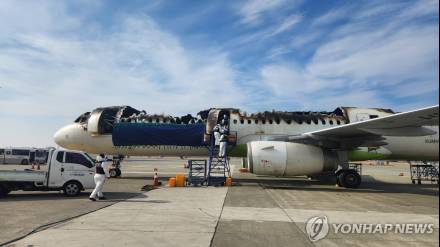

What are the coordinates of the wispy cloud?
(0, 1, 247, 146)
(238, 0, 288, 25)
(259, 0, 439, 110)
(272, 14, 302, 36)
(0, 0, 438, 147)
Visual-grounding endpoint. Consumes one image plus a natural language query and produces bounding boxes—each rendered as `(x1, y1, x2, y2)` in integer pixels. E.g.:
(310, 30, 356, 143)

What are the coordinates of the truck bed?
(0, 170, 46, 182)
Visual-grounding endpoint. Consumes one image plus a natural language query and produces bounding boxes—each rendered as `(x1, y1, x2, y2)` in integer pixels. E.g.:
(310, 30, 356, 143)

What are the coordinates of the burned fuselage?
(56, 105, 395, 156)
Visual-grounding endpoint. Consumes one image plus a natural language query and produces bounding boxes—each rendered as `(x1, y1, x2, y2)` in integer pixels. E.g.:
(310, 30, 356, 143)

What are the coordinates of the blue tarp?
(112, 123, 206, 147)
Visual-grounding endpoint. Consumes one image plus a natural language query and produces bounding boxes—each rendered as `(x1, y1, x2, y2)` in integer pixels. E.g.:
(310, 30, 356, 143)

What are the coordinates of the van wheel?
(63, 181, 82, 197)
(21, 159, 29, 165)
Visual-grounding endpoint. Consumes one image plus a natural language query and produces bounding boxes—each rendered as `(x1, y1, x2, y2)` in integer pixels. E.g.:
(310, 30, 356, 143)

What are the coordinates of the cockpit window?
(74, 112, 91, 123)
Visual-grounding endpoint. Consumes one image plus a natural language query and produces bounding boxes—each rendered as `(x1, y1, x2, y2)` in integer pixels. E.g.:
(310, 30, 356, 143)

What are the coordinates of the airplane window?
(298, 120, 303, 124)
(275, 119, 280, 124)
(56, 152, 64, 163)
(65, 152, 93, 168)
(255, 119, 259, 124)
(269, 120, 273, 124)
(248, 119, 251, 124)
(313, 119, 319, 125)
(306, 120, 311, 124)
(156, 119, 160, 123)
(321, 120, 326, 125)
(74, 112, 91, 123)
(370, 115, 379, 119)
(337, 120, 341, 125)
(240, 119, 244, 124)
(233, 119, 238, 124)
(286, 120, 291, 124)
(262, 120, 266, 124)
(329, 120, 334, 125)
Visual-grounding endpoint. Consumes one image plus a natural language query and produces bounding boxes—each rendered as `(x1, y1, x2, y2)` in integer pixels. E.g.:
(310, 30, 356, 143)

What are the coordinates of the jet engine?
(246, 141, 339, 176)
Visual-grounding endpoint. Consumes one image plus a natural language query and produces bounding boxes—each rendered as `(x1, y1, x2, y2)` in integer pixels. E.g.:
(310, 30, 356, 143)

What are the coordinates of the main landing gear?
(335, 169, 362, 188)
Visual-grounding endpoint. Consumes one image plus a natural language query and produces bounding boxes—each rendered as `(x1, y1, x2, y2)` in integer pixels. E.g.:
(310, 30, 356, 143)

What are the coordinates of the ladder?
(206, 134, 231, 186)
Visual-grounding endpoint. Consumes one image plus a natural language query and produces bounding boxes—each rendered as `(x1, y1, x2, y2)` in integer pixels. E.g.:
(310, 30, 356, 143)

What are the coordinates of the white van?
(0, 149, 96, 197)
(1, 148, 32, 165)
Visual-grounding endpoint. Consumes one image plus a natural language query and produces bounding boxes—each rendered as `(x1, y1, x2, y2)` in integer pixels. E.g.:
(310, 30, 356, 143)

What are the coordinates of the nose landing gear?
(109, 157, 123, 178)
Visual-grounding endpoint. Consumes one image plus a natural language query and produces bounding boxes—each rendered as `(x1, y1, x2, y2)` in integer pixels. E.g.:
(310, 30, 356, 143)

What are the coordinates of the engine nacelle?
(246, 141, 339, 176)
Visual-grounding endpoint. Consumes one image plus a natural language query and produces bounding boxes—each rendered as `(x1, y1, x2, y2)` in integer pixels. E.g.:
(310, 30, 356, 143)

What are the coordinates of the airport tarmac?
(1, 158, 438, 247)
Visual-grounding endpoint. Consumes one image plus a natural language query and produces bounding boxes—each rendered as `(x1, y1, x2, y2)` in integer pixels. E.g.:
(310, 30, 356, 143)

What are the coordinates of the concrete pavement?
(10, 187, 228, 247)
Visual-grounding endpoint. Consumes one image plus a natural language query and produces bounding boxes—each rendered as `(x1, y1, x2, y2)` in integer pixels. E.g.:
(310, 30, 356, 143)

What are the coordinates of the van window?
(65, 152, 93, 168)
(0, 149, 3, 155)
(12, 149, 30, 156)
(56, 152, 64, 162)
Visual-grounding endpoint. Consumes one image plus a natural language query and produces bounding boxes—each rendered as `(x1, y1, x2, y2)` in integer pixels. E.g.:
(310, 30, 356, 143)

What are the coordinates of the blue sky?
(0, 0, 438, 146)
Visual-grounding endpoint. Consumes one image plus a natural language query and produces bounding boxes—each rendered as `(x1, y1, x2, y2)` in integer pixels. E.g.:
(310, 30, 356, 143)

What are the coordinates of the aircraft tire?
(340, 169, 362, 188)
(109, 169, 118, 178)
(115, 168, 121, 177)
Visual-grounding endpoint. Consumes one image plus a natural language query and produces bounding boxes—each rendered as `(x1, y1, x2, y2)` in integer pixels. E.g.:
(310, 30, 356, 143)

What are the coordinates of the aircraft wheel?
(115, 168, 121, 177)
(109, 169, 118, 178)
(339, 169, 362, 188)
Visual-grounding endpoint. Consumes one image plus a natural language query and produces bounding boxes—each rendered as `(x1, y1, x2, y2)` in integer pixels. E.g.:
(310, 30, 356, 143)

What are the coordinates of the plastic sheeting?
(112, 123, 206, 147)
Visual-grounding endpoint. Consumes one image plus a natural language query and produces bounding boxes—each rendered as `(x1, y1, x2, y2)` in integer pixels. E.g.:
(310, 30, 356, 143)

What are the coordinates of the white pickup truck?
(0, 149, 96, 197)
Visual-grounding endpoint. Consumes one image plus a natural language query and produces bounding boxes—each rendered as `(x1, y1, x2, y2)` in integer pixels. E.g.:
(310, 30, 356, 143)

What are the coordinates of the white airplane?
(54, 105, 439, 188)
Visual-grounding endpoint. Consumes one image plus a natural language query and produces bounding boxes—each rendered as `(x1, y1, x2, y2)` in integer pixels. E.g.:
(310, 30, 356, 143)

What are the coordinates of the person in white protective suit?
(213, 123, 221, 146)
(89, 154, 110, 201)
(218, 119, 229, 158)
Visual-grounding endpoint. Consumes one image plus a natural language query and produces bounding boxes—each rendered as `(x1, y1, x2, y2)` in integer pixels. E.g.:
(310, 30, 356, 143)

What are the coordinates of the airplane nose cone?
(54, 126, 69, 147)
(54, 124, 83, 149)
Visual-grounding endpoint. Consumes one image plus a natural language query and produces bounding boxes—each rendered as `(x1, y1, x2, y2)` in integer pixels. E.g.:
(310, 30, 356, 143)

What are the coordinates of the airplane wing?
(286, 105, 439, 149)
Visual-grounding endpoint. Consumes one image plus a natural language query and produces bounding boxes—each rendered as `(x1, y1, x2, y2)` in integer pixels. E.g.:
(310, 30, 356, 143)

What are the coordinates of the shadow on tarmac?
(233, 176, 439, 197)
